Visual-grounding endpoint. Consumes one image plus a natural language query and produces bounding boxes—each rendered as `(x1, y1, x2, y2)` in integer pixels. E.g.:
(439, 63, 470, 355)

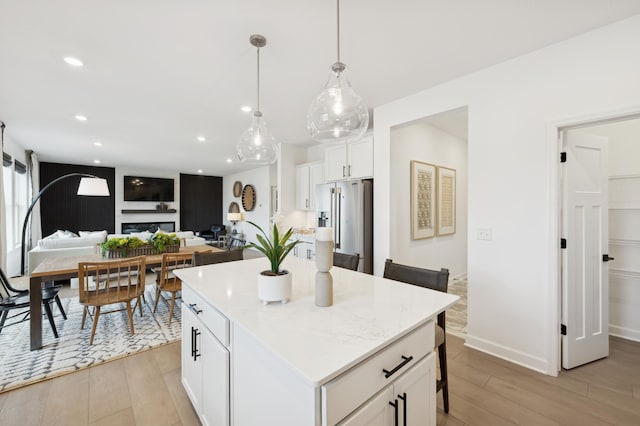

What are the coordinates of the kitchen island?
(175, 256, 458, 426)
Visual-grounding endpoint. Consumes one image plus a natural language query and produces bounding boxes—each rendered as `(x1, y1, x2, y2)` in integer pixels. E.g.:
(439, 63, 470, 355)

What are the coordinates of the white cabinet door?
(339, 386, 394, 426)
(336, 354, 435, 426)
(309, 163, 324, 210)
(296, 165, 311, 210)
(326, 144, 347, 182)
(181, 304, 203, 413)
(348, 136, 373, 179)
(201, 326, 230, 426)
(394, 355, 435, 426)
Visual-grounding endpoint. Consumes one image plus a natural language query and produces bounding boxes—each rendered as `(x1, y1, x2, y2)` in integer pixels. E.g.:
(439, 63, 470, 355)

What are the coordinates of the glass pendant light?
(307, 0, 369, 143)
(237, 34, 278, 164)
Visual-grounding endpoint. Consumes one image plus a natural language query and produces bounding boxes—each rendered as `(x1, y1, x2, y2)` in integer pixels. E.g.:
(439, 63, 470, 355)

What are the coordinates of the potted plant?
(245, 221, 305, 304)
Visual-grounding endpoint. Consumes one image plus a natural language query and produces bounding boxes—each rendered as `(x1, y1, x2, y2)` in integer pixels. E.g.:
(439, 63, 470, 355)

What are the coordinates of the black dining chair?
(383, 258, 450, 413)
(193, 249, 244, 266)
(332, 252, 360, 271)
(0, 267, 67, 338)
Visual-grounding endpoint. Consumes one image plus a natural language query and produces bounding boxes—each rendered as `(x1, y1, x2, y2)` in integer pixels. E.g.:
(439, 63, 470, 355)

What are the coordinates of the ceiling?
(1, 1, 639, 176)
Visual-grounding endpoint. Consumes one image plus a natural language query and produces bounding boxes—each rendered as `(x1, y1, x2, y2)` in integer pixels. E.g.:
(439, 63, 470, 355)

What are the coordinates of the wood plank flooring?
(437, 335, 640, 425)
(1, 334, 638, 425)
(0, 342, 199, 426)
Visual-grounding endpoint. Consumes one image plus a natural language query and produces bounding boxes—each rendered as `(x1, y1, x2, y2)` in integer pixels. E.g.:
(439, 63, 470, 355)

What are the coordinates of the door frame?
(546, 104, 640, 375)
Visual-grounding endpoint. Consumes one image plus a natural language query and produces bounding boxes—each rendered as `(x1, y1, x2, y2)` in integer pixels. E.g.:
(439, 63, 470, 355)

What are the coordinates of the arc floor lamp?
(20, 173, 110, 275)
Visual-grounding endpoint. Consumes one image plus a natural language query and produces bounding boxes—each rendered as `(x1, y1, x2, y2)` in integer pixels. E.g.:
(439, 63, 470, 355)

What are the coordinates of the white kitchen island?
(174, 256, 458, 426)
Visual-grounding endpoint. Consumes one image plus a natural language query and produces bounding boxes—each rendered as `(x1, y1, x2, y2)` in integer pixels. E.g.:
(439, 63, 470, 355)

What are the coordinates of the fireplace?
(122, 222, 175, 234)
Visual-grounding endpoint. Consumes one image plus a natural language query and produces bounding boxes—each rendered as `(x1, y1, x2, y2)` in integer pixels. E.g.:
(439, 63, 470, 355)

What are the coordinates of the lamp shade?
(77, 177, 110, 196)
(307, 63, 369, 143)
(227, 212, 243, 222)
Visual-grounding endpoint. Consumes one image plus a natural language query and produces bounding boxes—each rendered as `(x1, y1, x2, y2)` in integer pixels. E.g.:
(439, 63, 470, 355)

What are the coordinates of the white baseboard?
(451, 272, 467, 282)
(610, 325, 640, 343)
(464, 334, 549, 374)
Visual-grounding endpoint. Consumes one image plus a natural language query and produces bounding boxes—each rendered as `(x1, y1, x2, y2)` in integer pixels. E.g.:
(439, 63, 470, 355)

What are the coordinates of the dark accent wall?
(180, 173, 223, 232)
(40, 162, 116, 236)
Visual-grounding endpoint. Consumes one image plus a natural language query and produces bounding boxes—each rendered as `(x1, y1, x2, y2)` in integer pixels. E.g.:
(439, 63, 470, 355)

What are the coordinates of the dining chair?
(154, 252, 194, 325)
(0, 267, 67, 338)
(332, 252, 360, 271)
(383, 258, 451, 413)
(78, 256, 146, 345)
(192, 249, 244, 266)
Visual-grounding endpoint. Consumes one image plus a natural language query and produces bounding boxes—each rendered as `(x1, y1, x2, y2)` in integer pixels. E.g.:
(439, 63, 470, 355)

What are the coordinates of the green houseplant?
(100, 233, 181, 258)
(245, 221, 305, 304)
(246, 221, 304, 275)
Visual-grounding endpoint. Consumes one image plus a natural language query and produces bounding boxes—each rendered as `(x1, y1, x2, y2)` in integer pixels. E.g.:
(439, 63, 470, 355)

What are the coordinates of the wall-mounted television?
(124, 176, 174, 201)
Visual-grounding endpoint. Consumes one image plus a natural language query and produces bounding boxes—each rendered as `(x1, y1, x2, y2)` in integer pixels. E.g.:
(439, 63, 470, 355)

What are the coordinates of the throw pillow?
(79, 230, 108, 239)
(57, 230, 78, 239)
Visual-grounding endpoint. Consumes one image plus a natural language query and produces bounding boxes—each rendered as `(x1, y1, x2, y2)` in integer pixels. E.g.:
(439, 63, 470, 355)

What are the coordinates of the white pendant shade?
(237, 111, 278, 164)
(307, 63, 369, 143)
(77, 177, 110, 196)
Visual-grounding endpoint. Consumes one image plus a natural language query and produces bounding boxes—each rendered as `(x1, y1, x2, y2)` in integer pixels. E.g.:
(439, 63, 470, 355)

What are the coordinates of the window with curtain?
(2, 154, 27, 250)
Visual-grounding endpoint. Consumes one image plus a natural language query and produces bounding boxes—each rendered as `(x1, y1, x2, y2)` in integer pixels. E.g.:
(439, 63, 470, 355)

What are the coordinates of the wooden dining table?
(29, 244, 219, 350)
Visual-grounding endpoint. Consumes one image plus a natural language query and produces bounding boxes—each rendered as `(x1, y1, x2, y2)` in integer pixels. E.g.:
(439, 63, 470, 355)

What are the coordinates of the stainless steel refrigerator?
(316, 179, 373, 274)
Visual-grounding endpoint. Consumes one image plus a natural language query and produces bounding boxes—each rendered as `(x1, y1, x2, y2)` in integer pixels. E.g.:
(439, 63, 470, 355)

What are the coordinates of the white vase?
(257, 270, 292, 304)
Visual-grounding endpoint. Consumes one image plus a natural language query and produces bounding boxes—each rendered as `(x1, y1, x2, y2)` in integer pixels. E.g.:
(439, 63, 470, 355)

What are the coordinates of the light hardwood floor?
(1, 335, 638, 425)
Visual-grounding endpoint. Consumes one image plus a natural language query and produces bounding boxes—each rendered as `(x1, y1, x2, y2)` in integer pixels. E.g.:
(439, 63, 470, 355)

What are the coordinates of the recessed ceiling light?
(93, 141, 102, 147)
(93, 160, 101, 164)
(75, 115, 87, 121)
(197, 136, 206, 142)
(197, 169, 203, 174)
(64, 57, 84, 67)
(226, 158, 232, 163)
(241, 106, 252, 113)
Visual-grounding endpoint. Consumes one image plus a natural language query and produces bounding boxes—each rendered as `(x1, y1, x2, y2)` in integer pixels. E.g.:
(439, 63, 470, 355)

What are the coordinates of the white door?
(562, 129, 610, 369)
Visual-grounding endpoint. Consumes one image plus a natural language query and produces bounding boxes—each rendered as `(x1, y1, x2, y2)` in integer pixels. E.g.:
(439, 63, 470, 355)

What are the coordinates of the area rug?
(0, 285, 182, 393)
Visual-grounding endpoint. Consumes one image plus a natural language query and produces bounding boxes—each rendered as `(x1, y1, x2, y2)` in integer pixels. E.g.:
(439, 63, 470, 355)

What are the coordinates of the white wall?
(374, 15, 640, 374)
(115, 167, 180, 233)
(390, 121, 467, 279)
(223, 166, 272, 248)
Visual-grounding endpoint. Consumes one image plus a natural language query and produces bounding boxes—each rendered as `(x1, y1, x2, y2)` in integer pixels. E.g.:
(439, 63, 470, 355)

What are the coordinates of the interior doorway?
(389, 106, 469, 337)
(559, 115, 640, 369)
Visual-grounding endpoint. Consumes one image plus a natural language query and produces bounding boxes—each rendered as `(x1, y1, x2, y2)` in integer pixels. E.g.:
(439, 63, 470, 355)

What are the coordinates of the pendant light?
(237, 34, 278, 164)
(307, 0, 369, 143)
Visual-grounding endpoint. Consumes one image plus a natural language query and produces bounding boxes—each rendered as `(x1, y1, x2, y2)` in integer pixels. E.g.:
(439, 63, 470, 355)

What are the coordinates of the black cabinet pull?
(189, 303, 202, 315)
(398, 393, 407, 426)
(342, 165, 346, 178)
(603, 254, 615, 262)
(389, 399, 398, 426)
(193, 328, 201, 361)
(190, 326, 196, 358)
(383, 355, 414, 379)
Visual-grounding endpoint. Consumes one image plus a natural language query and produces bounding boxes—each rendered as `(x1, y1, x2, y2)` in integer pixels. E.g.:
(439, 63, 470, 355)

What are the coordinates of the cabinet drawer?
(182, 285, 229, 347)
(322, 321, 434, 426)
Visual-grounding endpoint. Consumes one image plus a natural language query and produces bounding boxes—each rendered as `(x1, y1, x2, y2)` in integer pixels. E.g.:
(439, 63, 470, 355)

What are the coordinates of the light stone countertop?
(175, 256, 458, 386)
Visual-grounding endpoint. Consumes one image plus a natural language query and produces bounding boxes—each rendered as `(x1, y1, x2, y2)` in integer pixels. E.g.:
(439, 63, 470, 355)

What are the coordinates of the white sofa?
(28, 229, 206, 274)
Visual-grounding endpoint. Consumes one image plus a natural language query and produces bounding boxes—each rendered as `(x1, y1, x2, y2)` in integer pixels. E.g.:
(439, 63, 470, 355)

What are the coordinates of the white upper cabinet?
(325, 134, 373, 182)
(296, 162, 324, 211)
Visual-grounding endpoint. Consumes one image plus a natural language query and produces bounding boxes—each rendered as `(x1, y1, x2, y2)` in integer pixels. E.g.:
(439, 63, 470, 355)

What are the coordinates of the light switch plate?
(476, 228, 492, 240)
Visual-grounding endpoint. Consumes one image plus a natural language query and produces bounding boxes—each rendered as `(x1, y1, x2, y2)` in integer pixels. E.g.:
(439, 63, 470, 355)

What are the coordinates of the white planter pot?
(257, 270, 292, 304)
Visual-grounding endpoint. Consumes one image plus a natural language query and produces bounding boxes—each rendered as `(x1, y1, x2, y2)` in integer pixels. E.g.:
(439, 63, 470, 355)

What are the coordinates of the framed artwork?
(437, 166, 456, 236)
(410, 160, 436, 239)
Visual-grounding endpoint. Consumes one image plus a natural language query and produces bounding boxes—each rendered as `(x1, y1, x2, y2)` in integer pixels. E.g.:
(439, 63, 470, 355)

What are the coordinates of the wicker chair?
(154, 252, 194, 325)
(78, 256, 146, 345)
